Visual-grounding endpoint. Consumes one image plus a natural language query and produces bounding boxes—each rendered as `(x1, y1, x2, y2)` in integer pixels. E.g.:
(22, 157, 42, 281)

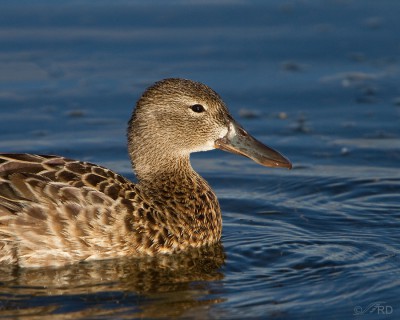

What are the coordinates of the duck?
(0, 78, 291, 268)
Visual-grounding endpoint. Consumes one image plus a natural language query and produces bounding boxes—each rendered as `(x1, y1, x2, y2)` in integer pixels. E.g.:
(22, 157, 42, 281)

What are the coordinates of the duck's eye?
(190, 104, 205, 113)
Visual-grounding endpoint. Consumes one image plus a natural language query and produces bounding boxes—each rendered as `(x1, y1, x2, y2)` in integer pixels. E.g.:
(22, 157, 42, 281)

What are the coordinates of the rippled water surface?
(1, 1, 400, 319)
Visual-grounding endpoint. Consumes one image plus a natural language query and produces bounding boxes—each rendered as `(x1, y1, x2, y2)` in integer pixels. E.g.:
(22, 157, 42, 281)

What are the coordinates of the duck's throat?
(139, 158, 220, 215)
(136, 157, 222, 245)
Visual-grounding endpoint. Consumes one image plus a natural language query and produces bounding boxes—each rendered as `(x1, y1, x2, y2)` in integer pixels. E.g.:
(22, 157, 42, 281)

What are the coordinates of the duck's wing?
(0, 153, 136, 210)
(0, 154, 142, 267)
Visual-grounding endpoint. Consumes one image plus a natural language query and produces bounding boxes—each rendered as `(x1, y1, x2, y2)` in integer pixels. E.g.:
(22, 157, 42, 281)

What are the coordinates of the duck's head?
(128, 78, 291, 181)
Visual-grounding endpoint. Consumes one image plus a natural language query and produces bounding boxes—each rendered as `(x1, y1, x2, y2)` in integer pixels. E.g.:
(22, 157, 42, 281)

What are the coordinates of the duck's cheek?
(187, 126, 229, 153)
(192, 140, 216, 152)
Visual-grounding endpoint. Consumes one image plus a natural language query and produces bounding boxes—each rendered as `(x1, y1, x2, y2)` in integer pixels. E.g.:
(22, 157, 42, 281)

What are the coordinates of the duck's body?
(0, 154, 220, 267)
(0, 79, 291, 267)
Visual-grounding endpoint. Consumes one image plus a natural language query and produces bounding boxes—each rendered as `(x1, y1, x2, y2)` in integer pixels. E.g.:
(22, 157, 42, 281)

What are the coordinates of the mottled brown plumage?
(0, 78, 291, 267)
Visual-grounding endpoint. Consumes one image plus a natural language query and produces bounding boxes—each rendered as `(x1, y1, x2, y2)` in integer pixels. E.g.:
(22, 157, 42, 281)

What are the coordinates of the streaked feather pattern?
(0, 153, 221, 267)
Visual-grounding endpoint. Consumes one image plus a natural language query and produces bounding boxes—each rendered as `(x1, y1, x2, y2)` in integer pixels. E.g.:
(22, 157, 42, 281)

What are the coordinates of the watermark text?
(354, 301, 393, 316)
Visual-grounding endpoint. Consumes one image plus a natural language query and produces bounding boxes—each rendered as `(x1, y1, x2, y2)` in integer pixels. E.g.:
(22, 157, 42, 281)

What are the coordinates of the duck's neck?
(132, 153, 222, 245)
(133, 151, 194, 185)
(135, 154, 217, 209)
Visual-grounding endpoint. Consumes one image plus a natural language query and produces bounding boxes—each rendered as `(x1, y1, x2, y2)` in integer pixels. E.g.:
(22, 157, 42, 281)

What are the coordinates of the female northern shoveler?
(0, 78, 291, 267)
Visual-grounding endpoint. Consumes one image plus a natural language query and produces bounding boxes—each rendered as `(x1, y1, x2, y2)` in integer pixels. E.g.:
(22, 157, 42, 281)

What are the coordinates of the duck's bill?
(215, 120, 292, 169)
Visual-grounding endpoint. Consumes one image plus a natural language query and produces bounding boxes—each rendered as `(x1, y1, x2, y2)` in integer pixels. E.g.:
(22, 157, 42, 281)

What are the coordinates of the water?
(1, 0, 399, 319)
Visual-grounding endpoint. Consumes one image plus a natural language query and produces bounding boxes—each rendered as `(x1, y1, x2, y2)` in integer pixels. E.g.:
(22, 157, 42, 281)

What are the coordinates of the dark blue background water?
(0, 1, 399, 319)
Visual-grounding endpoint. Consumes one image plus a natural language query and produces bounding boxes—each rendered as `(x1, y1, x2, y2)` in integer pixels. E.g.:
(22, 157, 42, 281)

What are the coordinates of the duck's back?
(0, 153, 137, 213)
(0, 154, 149, 267)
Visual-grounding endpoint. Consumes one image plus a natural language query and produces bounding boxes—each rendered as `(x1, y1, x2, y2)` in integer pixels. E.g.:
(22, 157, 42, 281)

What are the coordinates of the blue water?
(1, 1, 399, 319)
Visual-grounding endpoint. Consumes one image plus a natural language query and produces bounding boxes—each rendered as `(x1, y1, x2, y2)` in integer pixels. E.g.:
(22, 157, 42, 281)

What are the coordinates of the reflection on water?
(0, 244, 225, 318)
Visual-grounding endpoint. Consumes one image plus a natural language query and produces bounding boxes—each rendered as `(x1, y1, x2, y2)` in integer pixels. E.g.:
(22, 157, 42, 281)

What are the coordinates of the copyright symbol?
(353, 306, 363, 315)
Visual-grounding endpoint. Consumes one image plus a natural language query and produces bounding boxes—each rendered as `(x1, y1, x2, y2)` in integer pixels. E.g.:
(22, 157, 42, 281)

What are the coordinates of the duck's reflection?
(0, 244, 225, 318)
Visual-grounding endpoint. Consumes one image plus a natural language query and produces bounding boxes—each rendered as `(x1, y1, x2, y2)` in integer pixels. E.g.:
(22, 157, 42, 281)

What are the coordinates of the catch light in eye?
(191, 104, 205, 113)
